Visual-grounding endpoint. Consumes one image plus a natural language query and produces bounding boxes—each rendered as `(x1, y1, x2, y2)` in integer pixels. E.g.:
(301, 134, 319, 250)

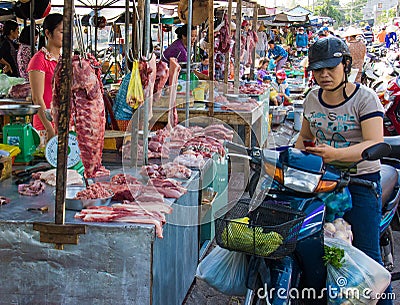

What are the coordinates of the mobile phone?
(303, 140, 316, 147)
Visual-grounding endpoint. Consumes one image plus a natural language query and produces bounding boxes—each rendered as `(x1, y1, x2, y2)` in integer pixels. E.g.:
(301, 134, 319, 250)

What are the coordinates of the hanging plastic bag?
(126, 60, 144, 109)
(319, 187, 352, 222)
(324, 237, 391, 305)
(195, 246, 248, 296)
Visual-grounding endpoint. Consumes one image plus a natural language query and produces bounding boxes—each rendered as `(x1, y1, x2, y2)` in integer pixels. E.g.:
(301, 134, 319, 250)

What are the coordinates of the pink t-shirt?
(27, 47, 58, 130)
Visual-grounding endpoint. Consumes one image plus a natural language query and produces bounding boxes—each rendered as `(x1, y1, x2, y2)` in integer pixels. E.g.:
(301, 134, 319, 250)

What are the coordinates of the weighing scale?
(45, 133, 85, 175)
(0, 104, 41, 163)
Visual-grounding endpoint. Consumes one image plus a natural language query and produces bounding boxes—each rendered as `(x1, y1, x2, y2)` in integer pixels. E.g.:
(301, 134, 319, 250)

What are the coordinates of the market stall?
(0, 169, 199, 305)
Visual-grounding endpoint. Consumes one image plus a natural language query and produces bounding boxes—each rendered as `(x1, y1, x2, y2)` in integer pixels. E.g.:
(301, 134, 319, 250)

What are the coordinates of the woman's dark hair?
(268, 39, 275, 45)
(19, 25, 39, 45)
(175, 24, 196, 39)
(258, 58, 268, 68)
(2, 20, 18, 38)
(38, 13, 63, 49)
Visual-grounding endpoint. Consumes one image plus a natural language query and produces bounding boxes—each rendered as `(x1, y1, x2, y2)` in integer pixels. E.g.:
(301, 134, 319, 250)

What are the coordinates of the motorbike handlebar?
(349, 177, 376, 189)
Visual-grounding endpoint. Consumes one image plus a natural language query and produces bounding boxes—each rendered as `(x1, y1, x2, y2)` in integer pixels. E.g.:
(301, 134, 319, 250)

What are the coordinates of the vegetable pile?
(221, 216, 283, 257)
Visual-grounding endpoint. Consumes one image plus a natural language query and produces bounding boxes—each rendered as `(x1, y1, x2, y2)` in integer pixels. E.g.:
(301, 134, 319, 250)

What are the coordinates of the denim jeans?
(344, 174, 393, 305)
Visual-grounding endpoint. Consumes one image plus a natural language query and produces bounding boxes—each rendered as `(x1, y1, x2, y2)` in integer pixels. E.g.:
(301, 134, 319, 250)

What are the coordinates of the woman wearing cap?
(295, 36, 392, 305)
(267, 40, 288, 72)
(343, 27, 366, 83)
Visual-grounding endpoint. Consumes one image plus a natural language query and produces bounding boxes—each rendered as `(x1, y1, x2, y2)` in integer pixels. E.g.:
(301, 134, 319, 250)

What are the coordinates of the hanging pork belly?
(52, 54, 109, 178)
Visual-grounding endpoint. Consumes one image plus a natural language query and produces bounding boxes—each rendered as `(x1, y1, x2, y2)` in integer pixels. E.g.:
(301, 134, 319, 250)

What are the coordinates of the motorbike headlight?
(283, 166, 321, 193)
(384, 91, 390, 101)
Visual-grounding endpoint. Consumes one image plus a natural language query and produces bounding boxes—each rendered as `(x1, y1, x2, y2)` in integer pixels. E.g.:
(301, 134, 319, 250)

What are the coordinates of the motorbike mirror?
(361, 143, 392, 161)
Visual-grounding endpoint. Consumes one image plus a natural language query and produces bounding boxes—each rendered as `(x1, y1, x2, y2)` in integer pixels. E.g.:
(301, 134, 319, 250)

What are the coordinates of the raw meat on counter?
(239, 83, 265, 95)
(18, 180, 46, 196)
(181, 135, 226, 158)
(0, 196, 10, 205)
(75, 183, 112, 200)
(101, 174, 143, 201)
(8, 83, 31, 99)
(32, 169, 83, 186)
(148, 178, 187, 199)
(140, 162, 192, 179)
(173, 152, 205, 168)
(221, 99, 259, 112)
(75, 204, 167, 238)
(52, 54, 109, 179)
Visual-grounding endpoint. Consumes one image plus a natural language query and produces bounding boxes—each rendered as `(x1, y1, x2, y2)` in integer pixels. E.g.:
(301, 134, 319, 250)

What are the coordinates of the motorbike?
(220, 141, 400, 305)
(361, 54, 398, 91)
(366, 43, 387, 58)
(383, 76, 400, 136)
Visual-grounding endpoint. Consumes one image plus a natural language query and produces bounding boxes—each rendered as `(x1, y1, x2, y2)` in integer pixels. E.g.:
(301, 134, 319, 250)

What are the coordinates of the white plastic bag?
(195, 246, 248, 296)
(324, 237, 391, 305)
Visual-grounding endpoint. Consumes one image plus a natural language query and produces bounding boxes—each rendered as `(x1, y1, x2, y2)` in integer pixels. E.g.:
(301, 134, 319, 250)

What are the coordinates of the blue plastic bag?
(195, 246, 248, 296)
(319, 187, 352, 222)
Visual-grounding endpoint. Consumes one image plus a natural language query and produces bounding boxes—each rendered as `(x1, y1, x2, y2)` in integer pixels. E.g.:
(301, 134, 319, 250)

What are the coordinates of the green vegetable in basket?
(221, 217, 283, 257)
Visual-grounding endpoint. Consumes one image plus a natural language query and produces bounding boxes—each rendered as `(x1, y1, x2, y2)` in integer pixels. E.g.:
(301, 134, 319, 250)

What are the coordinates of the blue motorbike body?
(256, 147, 399, 304)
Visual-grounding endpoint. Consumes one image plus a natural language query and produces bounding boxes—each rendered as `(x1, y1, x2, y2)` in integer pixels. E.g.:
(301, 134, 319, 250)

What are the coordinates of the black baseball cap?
(307, 36, 351, 71)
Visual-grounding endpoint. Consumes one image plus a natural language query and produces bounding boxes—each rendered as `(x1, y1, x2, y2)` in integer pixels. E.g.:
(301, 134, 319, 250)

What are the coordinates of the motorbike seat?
(381, 164, 398, 207)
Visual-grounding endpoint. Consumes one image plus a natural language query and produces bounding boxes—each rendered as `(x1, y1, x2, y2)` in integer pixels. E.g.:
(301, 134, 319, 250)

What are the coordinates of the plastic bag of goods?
(195, 246, 248, 296)
(324, 218, 353, 244)
(324, 237, 391, 305)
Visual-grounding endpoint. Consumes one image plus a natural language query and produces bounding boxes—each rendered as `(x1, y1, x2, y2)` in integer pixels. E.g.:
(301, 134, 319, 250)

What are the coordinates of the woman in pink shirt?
(27, 13, 63, 143)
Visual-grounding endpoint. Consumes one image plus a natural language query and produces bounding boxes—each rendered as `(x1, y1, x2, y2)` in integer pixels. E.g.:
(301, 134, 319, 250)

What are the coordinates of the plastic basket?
(215, 199, 306, 259)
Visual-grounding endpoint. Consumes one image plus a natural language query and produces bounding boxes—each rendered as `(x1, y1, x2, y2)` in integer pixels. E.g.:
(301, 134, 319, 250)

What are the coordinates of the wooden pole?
(54, 0, 74, 247)
(234, 0, 242, 93)
(250, 2, 258, 81)
(223, 0, 232, 89)
(30, 0, 35, 57)
(208, 0, 214, 117)
(125, 0, 130, 73)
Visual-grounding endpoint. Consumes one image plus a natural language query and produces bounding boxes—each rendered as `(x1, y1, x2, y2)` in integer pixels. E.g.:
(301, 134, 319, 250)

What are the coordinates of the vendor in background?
(256, 23, 268, 58)
(270, 69, 290, 106)
(0, 20, 20, 77)
(262, 74, 272, 87)
(343, 27, 366, 83)
(267, 40, 288, 72)
(377, 27, 386, 43)
(27, 13, 63, 144)
(17, 25, 39, 80)
(162, 24, 197, 65)
(285, 27, 295, 49)
(199, 54, 209, 74)
(295, 27, 309, 57)
(256, 58, 269, 84)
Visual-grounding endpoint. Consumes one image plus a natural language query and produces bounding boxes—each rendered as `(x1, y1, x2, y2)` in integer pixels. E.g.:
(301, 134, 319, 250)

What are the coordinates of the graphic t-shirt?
(303, 84, 384, 175)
